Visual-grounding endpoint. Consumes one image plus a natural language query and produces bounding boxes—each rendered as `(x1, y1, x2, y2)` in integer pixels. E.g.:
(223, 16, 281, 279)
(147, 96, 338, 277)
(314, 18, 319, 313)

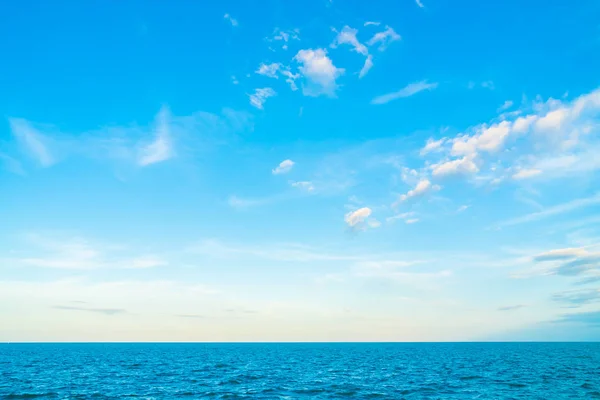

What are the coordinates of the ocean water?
(0, 343, 599, 399)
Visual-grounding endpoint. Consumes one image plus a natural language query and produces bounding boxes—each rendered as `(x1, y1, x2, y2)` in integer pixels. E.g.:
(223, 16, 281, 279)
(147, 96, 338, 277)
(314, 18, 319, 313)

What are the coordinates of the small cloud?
(249, 88, 277, 109)
(269, 28, 300, 50)
(497, 304, 526, 311)
(420, 137, 447, 156)
(371, 80, 438, 105)
(231, 75, 239, 85)
(431, 156, 479, 177)
(331, 26, 368, 55)
(290, 180, 314, 192)
(405, 218, 419, 224)
(415, 0, 425, 7)
(481, 81, 495, 90)
(512, 168, 542, 180)
(281, 69, 300, 91)
(272, 159, 295, 174)
(345, 207, 372, 228)
(294, 48, 344, 97)
(456, 205, 470, 213)
(366, 26, 401, 51)
(359, 55, 373, 79)
(224, 13, 238, 27)
(256, 63, 282, 78)
(397, 179, 440, 203)
(368, 219, 382, 228)
(364, 21, 380, 26)
(137, 107, 173, 166)
(497, 100, 514, 112)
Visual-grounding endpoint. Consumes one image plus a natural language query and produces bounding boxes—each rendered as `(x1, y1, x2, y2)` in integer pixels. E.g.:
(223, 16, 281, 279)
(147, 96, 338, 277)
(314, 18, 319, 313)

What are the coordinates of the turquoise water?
(1, 343, 599, 399)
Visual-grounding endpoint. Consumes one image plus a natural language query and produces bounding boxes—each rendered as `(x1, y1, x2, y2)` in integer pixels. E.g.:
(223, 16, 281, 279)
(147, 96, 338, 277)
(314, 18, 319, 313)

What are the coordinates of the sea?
(0, 343, 599, 399)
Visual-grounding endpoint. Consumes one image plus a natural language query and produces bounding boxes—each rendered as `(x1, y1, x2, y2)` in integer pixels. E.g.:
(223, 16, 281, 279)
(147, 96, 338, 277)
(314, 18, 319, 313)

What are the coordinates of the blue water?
(1, 343, 599, 399)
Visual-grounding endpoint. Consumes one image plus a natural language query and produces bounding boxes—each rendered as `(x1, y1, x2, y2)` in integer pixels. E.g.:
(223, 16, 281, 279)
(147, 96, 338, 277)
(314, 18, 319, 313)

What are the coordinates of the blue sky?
(1, 0, 600, 342)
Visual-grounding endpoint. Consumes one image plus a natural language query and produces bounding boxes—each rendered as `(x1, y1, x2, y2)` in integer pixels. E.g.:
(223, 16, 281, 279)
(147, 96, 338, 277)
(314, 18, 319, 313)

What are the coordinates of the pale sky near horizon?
(1, 0, 600, 342)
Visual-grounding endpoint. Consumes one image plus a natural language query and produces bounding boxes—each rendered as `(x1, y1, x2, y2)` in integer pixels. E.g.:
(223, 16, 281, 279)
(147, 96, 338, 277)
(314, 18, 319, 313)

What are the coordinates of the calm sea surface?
(0, 343, 599, 399)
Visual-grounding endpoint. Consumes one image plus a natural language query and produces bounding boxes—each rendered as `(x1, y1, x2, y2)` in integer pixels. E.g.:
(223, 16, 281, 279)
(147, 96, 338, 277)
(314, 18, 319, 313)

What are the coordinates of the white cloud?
(415, 0, 425, 7)
(512, 115, 538, 133)
(512, 168, 542, 180)
(137, 107, 173, 166)
(367, 219, 382, 228)
(345, 207, 372, 227)
(420, 137, 447, 155)
(371, 80, 438, 105)
(256, 63, 282, 78)
(431, 156, 479, 177)
(272, 159, 295, 174)
(398, 179, 440, 202)
(451, 121, 512, 157)
(281, 69, 300, 91)
(359, 55, 373, 79)
(231, 75, 239, 85)
(331, 26, 368, 55)
(367, 26, 401, 51)
(224, 13, 238, 27)
(405, 218, 419, 224)
(9, 118, 54, 167)
(294, 48, 344, 97)
(290, 181, 314, 192)
(498, 100, 514, 112)
(535, 107, 570, 131)
(249, 88, 277, 109)
(364, 21, 380, 26)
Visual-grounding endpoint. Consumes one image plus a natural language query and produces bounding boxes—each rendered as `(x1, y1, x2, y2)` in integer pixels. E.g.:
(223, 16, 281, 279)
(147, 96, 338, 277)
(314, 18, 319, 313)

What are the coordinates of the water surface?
(1, 343, 599, 399)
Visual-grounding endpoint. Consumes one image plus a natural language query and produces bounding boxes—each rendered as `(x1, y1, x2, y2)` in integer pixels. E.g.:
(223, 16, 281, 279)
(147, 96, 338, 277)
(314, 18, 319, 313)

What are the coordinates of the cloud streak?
(371, 80, 438, 104)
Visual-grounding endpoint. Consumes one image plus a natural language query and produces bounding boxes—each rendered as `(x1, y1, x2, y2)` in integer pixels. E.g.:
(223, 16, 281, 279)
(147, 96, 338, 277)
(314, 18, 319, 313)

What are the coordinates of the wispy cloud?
(53, 305, 127, 315)
(497, 304, 526, 311)
(552, 311, 600, 326)
(9, 118, 55, 167)
(358, 55, 373, 79)
(137, 107, 173, 166)
(9, 232, 167, 270)
(552, 288, 600, 306)
(415, 0, 425, 8)
(249, 88, 277, 109)
(272, 159, 295, 174)
(294, 48, 344, 97)
(256, 63, 282, 78)
(371, 80, 438, 105)
(497, 100, 514, 112)
(367, 26, 401, 51)
(498, 193, 600, 227)
(331, 26, 368, 55)
(223, 13, 238, 27)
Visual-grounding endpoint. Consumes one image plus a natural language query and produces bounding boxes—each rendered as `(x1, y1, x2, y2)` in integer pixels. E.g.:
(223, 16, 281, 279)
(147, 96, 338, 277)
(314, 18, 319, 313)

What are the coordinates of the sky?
(1, 0, 600, 342)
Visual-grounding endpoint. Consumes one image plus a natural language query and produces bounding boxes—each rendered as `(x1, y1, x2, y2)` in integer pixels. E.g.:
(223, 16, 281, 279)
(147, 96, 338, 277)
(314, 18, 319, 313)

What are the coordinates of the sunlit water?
(1, 343, 599, 399)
